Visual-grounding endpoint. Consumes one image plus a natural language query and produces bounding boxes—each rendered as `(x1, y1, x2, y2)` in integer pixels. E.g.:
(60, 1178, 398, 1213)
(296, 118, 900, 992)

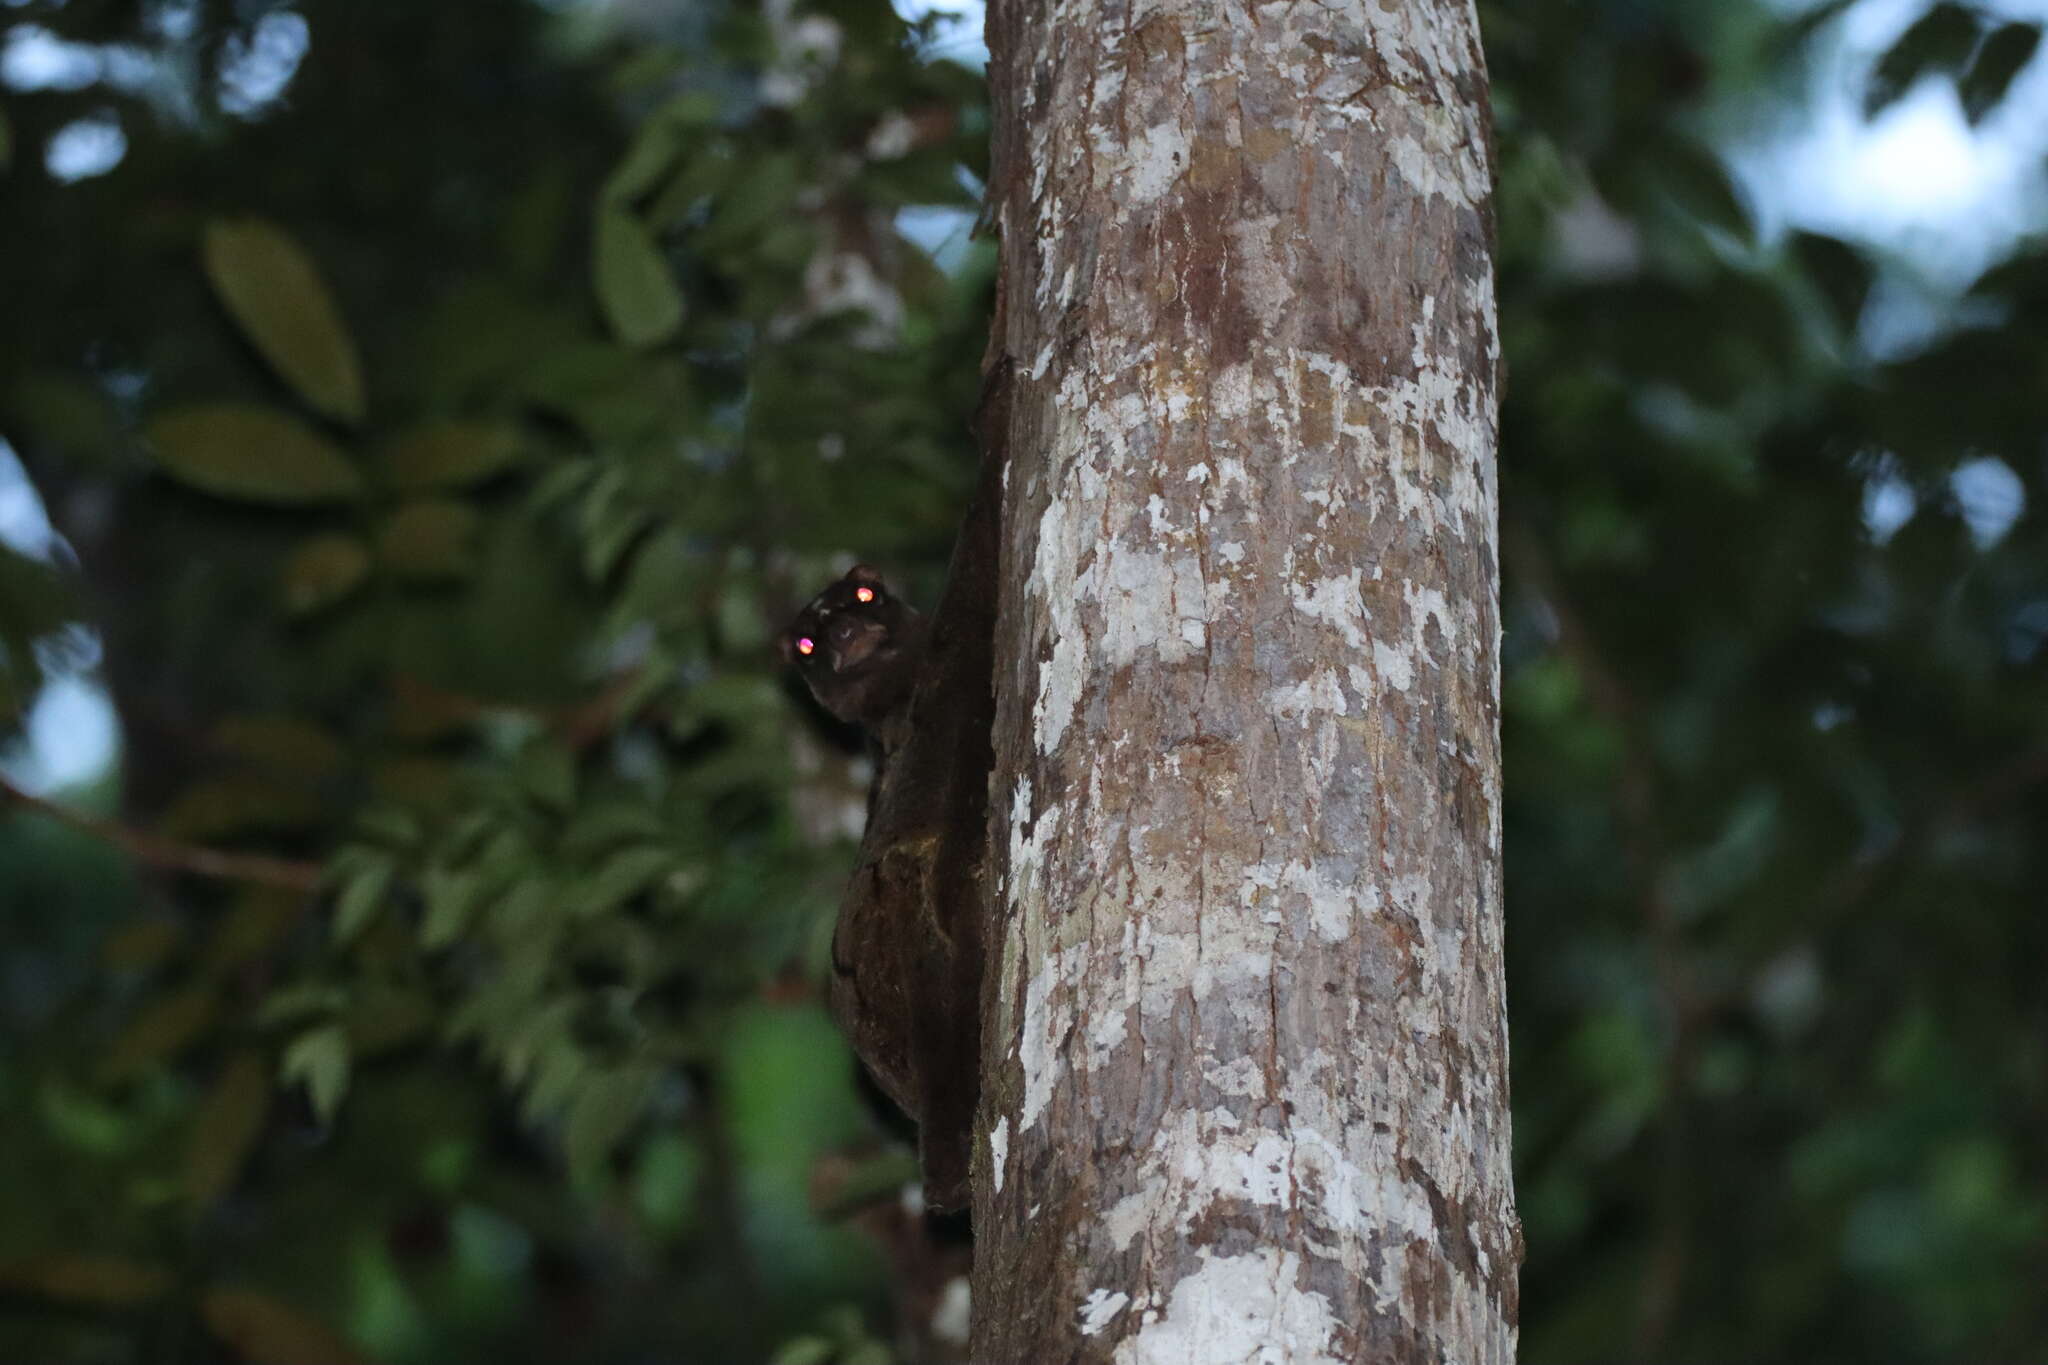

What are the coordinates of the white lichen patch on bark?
(1121, 120, 1192, 204)
(1373, 638, 1417, 693)
(1080, 1289, 1132, 1337)
(1267, 671, 1350, 719)
(976, 0, 1512, 1357)
(1110, 1250, 1342, 1365)
(990, 1116, 1011, 1194)
(1014, 947, 1070, 1135)
(1288, 570, 1371, 651)
(1242, 858, 1371, 943)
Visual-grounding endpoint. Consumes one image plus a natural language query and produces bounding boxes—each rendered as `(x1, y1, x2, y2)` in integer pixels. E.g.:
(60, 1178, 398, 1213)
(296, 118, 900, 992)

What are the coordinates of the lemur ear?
(845, 563, 886, 588)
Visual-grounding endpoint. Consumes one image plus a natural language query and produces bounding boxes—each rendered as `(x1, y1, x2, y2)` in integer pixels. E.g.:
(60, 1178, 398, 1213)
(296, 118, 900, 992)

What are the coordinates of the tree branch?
(0, 775, 322, 892)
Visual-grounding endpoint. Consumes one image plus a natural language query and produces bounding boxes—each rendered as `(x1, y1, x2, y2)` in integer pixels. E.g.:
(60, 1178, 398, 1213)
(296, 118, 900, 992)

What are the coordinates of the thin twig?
(0, 775, 322, 892)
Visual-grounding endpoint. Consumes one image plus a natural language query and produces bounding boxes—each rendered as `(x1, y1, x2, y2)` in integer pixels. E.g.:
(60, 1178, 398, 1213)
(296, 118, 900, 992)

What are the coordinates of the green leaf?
(574, 844, 675, 917)
(647, 137, 735, 229)
(353, 804, 424, 849)
(200, 1287, 370, 1365)
(1960, 23, 2041, 124)
(0, 1255, 175, 1308)
(768, 1337, 836, 1365)
(420, 864, 485, 949)
(491, 997, 574, 1090)
(281, 1024, 350, 1126)
(376, 498, 481, 582)
(327, 842, 390, 886)
(489, 878, 557, 939)
(473, 829, 535, 888)
(564, 1066, 651, 1185)
(528, 456, 599, 512)
(513, 339, 674, 440)
(331, 852, 396, 945)
(1864, 2, 1980, 117)
(186, 1050, 270, 1207)
(521, 1036, 588, 1123)
(652, 90, 720, 131)
(703, 152, 803, 248)
(37, 1081, 134, 1154)
(562, 800, 670, 859)
(253, 984, 347, 1029)
(147, 403, 364, 505)
(378, 420, 524, 492)
(435, 810, 497, 864)
(603, 117, 686, 207)
(100, 985, 219, 1082)
(593, 208, 684, 348)
(582, 504, 655, 584)
(281, 533, 372, 615)
(202, 218, 367, 423)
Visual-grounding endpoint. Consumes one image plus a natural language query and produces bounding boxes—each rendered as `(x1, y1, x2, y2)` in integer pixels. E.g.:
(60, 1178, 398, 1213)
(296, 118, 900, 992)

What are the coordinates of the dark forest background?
(1, 1, 2043, 1361)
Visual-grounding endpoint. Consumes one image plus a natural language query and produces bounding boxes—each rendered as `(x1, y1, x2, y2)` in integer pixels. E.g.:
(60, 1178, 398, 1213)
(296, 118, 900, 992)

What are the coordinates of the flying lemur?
(778, 431, 1000, 1214)
(781, 565, 925, 752)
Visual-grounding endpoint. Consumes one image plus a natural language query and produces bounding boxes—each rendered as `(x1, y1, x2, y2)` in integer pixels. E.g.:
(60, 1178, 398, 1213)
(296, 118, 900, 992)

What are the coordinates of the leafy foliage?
(1487, 3, 2048, 1360)
(0, 0, 2043, 1362)
(3, 0, 983, 1360)
(202, 218, 369, 424)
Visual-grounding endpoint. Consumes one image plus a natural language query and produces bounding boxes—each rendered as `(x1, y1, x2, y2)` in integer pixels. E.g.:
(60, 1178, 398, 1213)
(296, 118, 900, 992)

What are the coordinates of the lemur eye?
(796, 637, 816, 656)
(855, 586, 876, 604)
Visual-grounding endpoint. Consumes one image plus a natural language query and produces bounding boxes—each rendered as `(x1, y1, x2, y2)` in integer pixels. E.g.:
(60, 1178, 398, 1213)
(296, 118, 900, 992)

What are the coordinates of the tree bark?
(973, 0, 1515, 1360)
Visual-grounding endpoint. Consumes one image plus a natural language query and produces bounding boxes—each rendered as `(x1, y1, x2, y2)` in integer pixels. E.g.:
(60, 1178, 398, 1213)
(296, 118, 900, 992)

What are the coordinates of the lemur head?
(779, 565, 923, 726)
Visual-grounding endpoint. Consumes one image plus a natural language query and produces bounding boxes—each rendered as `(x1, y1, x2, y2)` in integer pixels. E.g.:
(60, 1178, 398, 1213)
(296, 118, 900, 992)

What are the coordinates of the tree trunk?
(972, 0, 1516, 1359)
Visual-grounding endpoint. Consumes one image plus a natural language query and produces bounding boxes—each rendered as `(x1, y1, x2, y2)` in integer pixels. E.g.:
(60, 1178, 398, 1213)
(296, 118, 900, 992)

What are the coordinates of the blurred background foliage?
(0, 0, 2041, 1361)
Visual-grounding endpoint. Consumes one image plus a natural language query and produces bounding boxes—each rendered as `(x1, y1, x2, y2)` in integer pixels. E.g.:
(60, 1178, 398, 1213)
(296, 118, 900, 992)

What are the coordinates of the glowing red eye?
(796, 637, 816, 656)
(855, 586, 876, 603)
